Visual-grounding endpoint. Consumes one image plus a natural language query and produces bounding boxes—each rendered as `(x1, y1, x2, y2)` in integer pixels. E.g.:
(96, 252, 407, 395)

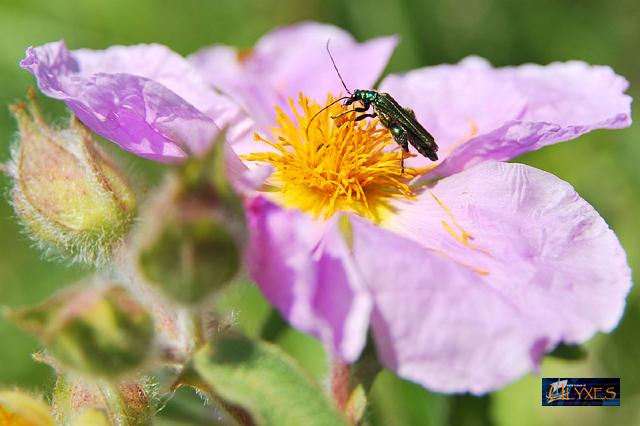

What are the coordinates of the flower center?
(242, 95, 419, 222)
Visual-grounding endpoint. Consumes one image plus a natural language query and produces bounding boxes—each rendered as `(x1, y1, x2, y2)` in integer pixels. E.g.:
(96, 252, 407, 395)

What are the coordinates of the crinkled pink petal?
(189, 21, 398, 129)
(73, 43, 240, 120)
(350, 216, 547, 394)
(20, 41, 238, 162)
(379, 57, 631, 177)
(368, 161, 630, 392)
(245, 196, 372, 361)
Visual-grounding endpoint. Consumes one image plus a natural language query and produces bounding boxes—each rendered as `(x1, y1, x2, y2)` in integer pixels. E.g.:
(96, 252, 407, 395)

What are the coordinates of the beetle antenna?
(326, 39, 352, 95)
(331, 109, 358, 120)
(305, 96, 349, 139)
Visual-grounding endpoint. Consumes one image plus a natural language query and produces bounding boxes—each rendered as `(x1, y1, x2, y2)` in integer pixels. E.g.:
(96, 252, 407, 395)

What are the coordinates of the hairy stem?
(98, 381, 126, 426)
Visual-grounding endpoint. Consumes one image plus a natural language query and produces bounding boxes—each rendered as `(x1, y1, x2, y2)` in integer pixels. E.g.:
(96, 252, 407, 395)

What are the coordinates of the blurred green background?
(0, 0, 638, 425)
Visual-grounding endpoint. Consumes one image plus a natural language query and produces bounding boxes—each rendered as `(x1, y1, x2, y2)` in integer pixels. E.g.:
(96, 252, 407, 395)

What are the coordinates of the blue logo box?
(542, 378, 620, 406)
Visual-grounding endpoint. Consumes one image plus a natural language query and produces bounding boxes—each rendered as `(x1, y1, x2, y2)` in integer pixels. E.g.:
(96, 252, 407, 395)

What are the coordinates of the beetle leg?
(331, 104, 371, 120)
(389, 122, 410, 174)
(354, 112, 377, 121)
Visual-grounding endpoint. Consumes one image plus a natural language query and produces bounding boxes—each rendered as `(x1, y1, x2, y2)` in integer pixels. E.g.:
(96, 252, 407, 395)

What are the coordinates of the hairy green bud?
(6, 282, 154, 377)
(6, 90, 136, 265)
(132, 152, 244, 306)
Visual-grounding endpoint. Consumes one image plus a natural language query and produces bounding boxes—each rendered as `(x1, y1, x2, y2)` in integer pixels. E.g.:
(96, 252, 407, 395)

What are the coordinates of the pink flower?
(22, 22, 632, 394)
(20, 42, 236, 162)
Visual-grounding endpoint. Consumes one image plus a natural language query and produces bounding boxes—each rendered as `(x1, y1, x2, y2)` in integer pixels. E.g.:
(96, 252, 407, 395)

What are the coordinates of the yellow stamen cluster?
(242, 95, 419, 222)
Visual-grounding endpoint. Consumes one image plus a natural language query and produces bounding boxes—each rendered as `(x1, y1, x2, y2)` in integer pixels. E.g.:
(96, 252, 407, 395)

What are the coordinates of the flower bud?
(51, 374, 154, 426)
(6, 282, 154, 377)
(6, 90, 136, 265)
(131, 142, 244, 306)
(0, 389, 55, 426)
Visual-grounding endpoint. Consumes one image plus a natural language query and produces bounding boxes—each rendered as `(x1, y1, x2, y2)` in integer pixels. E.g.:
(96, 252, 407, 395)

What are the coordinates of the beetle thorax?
(354, 89, 378, 103)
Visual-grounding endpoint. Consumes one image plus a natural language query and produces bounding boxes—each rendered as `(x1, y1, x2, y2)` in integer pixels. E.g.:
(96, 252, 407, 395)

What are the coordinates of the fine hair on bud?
(5, 89, 137, 266)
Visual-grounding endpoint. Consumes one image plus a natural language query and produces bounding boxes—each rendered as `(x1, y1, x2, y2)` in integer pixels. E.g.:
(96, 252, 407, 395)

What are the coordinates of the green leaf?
(448, 394, 494, 426)
(192, 334, 347, 426)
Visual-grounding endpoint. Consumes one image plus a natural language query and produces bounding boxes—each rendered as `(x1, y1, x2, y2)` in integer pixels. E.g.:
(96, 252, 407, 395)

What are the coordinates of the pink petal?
(189, 45, 276, 131)
(223, 141, 272, 194)
(350, 216, 546, 394)
(368, 161, 630, 392)
(379, 57, 631, 177)
(21, 41, 236, 162)
(73, 43, 239, 119)
(245, 197, 372, 361)
(189, 22, 398, 128)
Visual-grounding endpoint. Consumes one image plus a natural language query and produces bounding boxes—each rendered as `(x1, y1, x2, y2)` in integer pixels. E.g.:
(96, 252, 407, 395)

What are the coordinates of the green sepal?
(5, 283, 154, 377)
(138, 215, 240, 305)
(547, 343, 588, 360)
(49, 368, 154, 426)
(177, 129, 243, 218)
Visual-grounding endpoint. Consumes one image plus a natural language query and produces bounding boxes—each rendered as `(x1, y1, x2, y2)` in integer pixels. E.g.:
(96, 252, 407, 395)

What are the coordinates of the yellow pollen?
(430, 191, 492, 257)
(428, 248, 490, 276)
(242, 94, 419, 222)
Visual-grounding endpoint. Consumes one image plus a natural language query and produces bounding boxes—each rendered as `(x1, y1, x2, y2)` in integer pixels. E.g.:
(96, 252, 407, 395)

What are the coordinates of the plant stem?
(187, 308, 205, 351)
(330, 358, 351, 412)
